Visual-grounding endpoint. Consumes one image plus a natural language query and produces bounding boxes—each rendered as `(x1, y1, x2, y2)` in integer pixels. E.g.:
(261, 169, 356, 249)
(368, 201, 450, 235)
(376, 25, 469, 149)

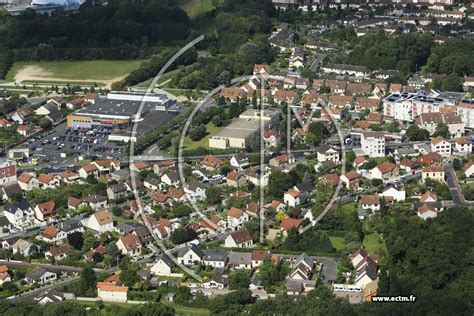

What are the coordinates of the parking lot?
(23, 124, 127, 167)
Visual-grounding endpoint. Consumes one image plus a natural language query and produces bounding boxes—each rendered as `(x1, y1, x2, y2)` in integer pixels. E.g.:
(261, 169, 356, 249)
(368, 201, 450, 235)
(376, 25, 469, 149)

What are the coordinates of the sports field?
(5, 60, 142, 86)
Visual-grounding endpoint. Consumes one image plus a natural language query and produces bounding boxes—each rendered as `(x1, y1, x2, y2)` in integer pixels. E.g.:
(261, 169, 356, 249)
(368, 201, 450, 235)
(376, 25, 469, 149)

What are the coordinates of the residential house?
(341, 171, 361, 190)
(203, 249, 228, 268)
(226, 171, 246, 188)
(82, 210, 114, 233)
(463, 160, 474, 178)
(97, 282, 128, 303)
(370, 161, 399, 183)
(228, 251, 252, 269)
(78, 164, 99, 179)
(430, 136, 452, 156)
(230, 153, 250, 171)
(17, 172, 39, 191)
(57, 170, 80, 184)
(67, 197, 86, 211)
(422, 166, 445, 183)
(202, 269, 228, 289)
(251, 250, 270, 268)
(418, 152, 443, 166)
(316, 144, 340, 163)
(290, 253, 314, 280)
(92, 159, 120, 174)
(45, 244, 70, 261)
(399, 159, 419, 174)
(224, 229, 253, 248)
(226, 207, 250, 230)
(263, 130, 281, 148)
(106, 183, 128, 200)
(34, 201, 55, 222)
(280, 217, 302, 237)
(34, 290, 65, 305)
(420, 191, 438, 203)
(379, 185, 406, 202)
(42, 225, 67, 243)
(116, 234, 142, 257)
(83, 194, 107, 210)
(161, 171, 180, 187)
(201, 155, 224, 171)
(177, 244, 204, 266)
(153, 160, 176, 175)
(184, 181, 206, 201)
(4, 201, 34, 230)
(269, 154, 295, 168)
(150, 254, 176, 276)
(360, 195, 381, 213)
(12, 238, 33, 256)
(37, 173, 60, 189)
(454, 137, 472, 155)
(416, 203, 442, 220)
(25, 268, 57, 285)
(284, 190, 300, 207)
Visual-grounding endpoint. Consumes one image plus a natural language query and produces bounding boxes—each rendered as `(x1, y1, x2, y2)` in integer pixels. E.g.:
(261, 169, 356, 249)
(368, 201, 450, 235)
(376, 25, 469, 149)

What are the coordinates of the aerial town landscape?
(0, 0, 472, 315)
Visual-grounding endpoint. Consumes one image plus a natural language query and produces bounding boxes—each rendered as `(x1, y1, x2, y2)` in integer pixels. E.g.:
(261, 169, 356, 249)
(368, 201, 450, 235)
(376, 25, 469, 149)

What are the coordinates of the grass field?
(75, 300, 210, 315)
(329, 236, 345, 251)
(5, 60, 142, 85)
(177, 0, 217, 18)
(183, 122, 224, 150)
(363, 233, 387, 255)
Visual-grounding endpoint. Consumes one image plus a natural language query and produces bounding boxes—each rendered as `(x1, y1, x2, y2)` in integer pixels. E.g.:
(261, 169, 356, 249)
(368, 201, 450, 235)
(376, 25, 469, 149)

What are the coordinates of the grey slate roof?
(203, 248, 228, 262)
(228, 251, 252, 265)
(177, 244, 204, 259)
(57, 218, 83, 233)
(4, 200, 31, 214)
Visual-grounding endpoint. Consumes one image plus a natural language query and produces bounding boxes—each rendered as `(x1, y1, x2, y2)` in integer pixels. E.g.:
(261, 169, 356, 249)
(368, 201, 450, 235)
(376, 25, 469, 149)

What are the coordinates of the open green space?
(177, 0, 218, 18)
(183, 122, 224, 150)
(363, 232, 387, 255)
(75, 300, 210, 315)
(329, 236, 345, 251)
(5, 60, 142, 83)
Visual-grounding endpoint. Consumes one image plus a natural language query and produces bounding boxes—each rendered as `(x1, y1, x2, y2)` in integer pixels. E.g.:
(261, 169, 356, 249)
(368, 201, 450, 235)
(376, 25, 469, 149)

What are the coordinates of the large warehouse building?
(209, 109, 280, 149)
(67, 92, 178, 130)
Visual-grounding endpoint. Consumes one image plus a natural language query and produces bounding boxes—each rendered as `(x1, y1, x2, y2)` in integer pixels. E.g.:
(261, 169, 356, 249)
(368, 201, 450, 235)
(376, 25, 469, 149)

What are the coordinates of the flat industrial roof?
(75, 98, 177, 117)
(212, 118, 262, 139)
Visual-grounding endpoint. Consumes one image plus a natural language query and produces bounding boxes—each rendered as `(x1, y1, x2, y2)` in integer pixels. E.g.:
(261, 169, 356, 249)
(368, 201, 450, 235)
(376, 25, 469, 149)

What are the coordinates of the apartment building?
(361, 132, 385, 158)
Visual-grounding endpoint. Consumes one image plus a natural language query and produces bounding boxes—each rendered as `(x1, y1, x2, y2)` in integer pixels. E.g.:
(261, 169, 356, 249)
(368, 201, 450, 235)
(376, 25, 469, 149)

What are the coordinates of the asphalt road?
(444, 164, 472, 205)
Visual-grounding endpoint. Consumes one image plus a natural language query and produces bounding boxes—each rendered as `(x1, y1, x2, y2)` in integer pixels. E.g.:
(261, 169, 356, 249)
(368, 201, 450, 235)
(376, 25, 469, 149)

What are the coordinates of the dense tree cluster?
(0, 0, 191, 77)
(278, 227, 335, 254)
(346, 31, 434, 74)
(0, 300, 174, 316)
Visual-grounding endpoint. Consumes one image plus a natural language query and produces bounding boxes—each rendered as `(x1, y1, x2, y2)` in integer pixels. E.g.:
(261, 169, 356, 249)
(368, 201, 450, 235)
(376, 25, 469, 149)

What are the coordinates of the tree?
(205, 186, 222, 205)
(78, 267, 96, 296)
(111, 206, 123, 216)
(433, 123, 450, 138)
(229, 269, 251, 290)
(67, 232, 84, 250)
(259, 257, 289, 290)
(38, 118, 52, 130)
(406, 125, 430, 141)
(120, 269, 140, 287)
(267, 171, 293, 198)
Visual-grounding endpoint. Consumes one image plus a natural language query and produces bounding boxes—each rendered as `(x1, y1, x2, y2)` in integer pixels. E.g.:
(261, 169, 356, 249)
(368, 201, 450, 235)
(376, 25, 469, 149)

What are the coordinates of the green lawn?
(183, 122, 224, 150)
(329, 236, 345, 251)
(5, 60, 142, 83)
(75, 300, 210, 315)
(177, 0, 218, 18)
(363, 233, 387, 255)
